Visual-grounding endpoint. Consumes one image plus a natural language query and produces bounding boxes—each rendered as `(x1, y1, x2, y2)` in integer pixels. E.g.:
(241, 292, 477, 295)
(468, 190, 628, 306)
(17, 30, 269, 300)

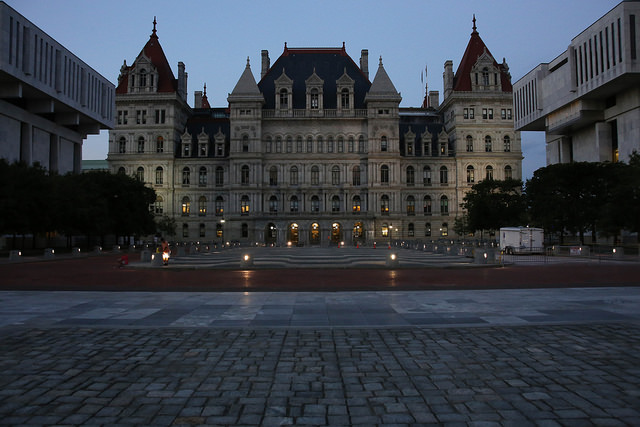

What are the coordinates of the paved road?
(1, 249, 639, 426)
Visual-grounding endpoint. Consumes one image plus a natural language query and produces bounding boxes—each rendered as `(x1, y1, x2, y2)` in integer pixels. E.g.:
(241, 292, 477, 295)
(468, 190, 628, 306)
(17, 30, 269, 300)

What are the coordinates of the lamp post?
(220, 218, 225, 247)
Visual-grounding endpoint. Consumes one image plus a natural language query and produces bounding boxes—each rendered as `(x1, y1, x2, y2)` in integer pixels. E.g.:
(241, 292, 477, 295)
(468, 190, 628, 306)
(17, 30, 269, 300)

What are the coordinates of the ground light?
(386, 252, 399, 267)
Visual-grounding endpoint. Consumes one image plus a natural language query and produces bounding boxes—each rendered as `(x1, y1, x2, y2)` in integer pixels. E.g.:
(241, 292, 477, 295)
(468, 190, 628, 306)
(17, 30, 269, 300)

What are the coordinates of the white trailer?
(499, 227, 544, 254)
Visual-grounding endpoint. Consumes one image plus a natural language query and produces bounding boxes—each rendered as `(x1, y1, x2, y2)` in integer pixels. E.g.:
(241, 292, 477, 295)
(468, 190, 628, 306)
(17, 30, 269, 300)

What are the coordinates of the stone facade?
(514, 1, 640, 165)
(108, 19, 521, 245)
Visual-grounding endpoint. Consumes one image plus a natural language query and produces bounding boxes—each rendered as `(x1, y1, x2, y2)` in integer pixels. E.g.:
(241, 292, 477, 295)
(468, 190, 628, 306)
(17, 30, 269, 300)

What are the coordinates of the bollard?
(140, 249, 151, 262)
(72, 247, 82, 257)
(9, 250, 21, 261)
(44, 248, 55, 259)
(151, 252, 164, 266)
(613, 247, 624, 259)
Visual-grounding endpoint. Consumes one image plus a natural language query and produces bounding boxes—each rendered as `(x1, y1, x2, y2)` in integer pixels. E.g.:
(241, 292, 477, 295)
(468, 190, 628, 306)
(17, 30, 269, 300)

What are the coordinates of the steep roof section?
(258, 44, 371, 109)
(366, 57, 401, 102)
(116, 18, 178, 94)
(228, 58, 263, 101)
(452, 16, 512, 92)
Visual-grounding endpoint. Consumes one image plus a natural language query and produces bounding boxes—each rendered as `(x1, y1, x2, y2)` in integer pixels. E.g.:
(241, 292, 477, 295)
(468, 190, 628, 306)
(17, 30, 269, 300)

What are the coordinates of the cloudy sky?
(6, 0, 620, 179)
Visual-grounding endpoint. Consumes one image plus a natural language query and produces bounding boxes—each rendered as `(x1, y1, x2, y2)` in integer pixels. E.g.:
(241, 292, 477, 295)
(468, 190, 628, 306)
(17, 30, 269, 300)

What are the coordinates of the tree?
(460, 179, 526, 237)
(157, 215, 177, 239)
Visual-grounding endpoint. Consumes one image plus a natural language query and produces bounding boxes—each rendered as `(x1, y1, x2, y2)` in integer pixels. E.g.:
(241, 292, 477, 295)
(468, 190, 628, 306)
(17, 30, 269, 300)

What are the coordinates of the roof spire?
(152, 16, 157, 37)
(201, 83, 211, 108)
(472, 14, 477, 34)
(246, 56, 250, 67)
(379, 56, 383, 66)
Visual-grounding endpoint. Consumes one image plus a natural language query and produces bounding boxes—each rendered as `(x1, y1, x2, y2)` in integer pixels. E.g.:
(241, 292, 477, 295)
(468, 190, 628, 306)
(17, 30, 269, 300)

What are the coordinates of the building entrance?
(331, 222, 342, 245)
(265, 223, 277, 246)
(288, 223, 299, 246)
(309, 222, 321, 245)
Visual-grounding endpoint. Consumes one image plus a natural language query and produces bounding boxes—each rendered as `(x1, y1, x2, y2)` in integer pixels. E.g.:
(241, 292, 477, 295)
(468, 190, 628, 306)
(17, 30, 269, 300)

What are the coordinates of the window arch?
(117, 166, 126, 175)
(331, 195, 340, 212)
(352, 195, 361, 213)
(215, 196, 224, 216)
(466, 135, 473, 152)
(381, 195, 390, 215)
(136, 166, 144, 182)
(156, 136, 164, 153)
(503, 135, 511, 152)
(182, 197, 191, 216)
(199, 167, 208, 186)
(352, 165, 361, 186)
(290, 196, 299, 213)
(269, 166, 278, 186)
(423, 166, 432, 185)
(269, 195, 278, 214)
(406, 166, 415, 185)
(439, 166, 448, 184)
(240, 195, 250, 215)
(139, 69, 147, 87)
(118, 137, 126, 154)
(466, 165, 475, 183)
(198, 196, 207, 216)
(311, 195, 320, 212)
(316, 136, 323, 153)
(265, 136, 273, 153)
(504, 165, 513, 180)
(406, 196, 415, 216)
(154, 196, 163, 214)
(423, 195, 432, 215)
(381, 136, 388, 152)
(440, 195, 449, 215)
(290, 166, 298, 185)
(485, 135, 492, 152)
(242, 135, 249, 152)
(241, 165, 250, 185)
(137, 136, 145, 153)
(155, 166, 163, 184)
(296, 136, 303, 153)
(381, 165, 389, 184)
(486, 165, 494, 180)
(311, 166, 320, 185)
(212, 166, 222, 186)
(182, 167, 191, 185)
(286, 136, 293, 153)
(331, 165, 340, 185)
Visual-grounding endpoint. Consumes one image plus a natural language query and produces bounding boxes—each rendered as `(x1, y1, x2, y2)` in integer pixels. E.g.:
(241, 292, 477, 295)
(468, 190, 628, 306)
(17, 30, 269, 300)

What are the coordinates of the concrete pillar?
(20, 122, 32, 165)
(73, 142, 82, 173)
(49, 133, 60, 173)
(594, 122, 613, 162)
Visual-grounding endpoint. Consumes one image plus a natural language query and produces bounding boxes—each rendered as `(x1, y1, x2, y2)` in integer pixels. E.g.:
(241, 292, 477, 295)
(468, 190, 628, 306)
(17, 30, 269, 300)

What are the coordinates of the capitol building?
(107, 18, 522, 246)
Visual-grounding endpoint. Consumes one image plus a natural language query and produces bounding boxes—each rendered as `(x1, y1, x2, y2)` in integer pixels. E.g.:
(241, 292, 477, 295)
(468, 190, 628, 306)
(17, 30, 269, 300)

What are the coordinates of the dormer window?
(140, 69, 147, 87)
(482, 68, 489, 85)
(336, 68, 354, 111)
(279, 89, 288, 109)
(310, 89, 319, 109)
(341, 89, 350, 109)
(182, 142, 190, 157)
(275, 69, 293, 111)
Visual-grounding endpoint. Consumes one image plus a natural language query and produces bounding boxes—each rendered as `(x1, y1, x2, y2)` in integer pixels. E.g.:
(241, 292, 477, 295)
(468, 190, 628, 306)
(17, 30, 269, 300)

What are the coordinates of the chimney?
(360, 49, 369, 78)
(429, 91, 439, 109)
(443, 60, 453, 100)
(178, 62, 187, 100)
(261, 50, 270, 79)
(194, 90, 203, 108)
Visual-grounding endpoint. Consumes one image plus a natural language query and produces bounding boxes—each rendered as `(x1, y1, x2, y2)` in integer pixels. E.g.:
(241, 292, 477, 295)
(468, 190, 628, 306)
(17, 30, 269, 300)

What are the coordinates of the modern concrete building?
(514, 0, 640, 165)
(0, 1, 114, 173)
(108, 18, 521, 245)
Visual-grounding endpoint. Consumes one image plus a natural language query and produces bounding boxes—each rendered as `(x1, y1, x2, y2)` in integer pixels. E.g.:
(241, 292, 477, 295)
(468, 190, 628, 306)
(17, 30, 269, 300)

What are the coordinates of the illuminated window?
(198, 196, 207, 216)
(240, 195, 250, 215)
(154, 196, 163, 214)
(352, 195, 361, 213)
(136, 167, 144, 182)
(182, 197, 191, 216)
(381, 195, 389, 215)
(467, 165, 475, 183)
(441, 222, 448, 237)
(406, 196, 415, 216)
(215, 196, 224, 216)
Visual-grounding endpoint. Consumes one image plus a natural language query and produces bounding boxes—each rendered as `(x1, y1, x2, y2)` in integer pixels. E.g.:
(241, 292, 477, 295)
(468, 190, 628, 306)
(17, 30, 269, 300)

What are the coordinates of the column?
(20, 122, 32, 165)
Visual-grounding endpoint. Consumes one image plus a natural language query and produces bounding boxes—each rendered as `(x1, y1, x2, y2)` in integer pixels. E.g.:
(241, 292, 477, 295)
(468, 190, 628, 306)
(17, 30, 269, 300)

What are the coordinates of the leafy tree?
(157, 215, 177, 239)
(460, 179, 526, 237)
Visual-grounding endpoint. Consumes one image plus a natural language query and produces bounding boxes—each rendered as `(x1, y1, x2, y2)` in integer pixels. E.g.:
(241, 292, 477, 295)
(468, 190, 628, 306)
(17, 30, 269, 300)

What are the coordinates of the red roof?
(116, 22, 178, 94)
(452, 18, 512, 93)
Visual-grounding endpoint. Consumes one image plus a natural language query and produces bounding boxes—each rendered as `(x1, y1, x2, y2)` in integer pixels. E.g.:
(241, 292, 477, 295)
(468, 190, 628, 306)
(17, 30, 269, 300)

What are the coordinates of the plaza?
(1, 249, 639, 425)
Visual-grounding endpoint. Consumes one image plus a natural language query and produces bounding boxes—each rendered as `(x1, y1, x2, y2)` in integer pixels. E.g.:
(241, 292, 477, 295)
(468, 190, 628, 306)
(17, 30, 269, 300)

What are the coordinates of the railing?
(263, 109, 368, 119)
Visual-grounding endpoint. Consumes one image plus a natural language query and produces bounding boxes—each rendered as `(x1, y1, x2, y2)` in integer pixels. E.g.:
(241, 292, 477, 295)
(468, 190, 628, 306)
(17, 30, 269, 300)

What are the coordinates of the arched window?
(406, 166, 415, 185)
(439, 166, 448, 184)
(269, 195, 278, 214)
(503, 135, 511, 152)
(348, 137, 355, 153)
(466, 135, 473, 152)
(118, 137, 126, 154)
(240, 195, 250, 215)
(182, 197, 191, 216)
(275, 136, 282, 153)
(155, 166, 163, 184)
(306, 136, 313, 153)
(440, 195, 448, 215)
(381, 136, 388, 152)
(381, 165, 389, 184)
(485, 135, 492, 152)
(316, 136, 323, 153)
(213, 166, 223, 186)
(358, 135, 365, 153)
(352, 195, 361, 213)
(182, 167, 191, 185)
(482, 67, 489, 85)
(486, 165, 494, 180)
(241, 165, 250, 185)
(265, 136, 273, 153)
(408, 223, 415, 237)
(279, 88, 288, 109)
(406, 196, 415, 216)
(156, 136, 164, 153)
(154, 196, 163, 214)
(137, 136, 145, 153)
(310, 88, 319, 109)
(423, 166, 431, 185)
(331, 165, 340, 185)
(286, 136, 293, 153)
(331, 195, 341, 212)
(352, 166, 361, 186)
(504, 165, 513, 180)
(425, 222, 431, 237)
(242, 135, 249, 153)
(136, 167, 144, 182)
(290, 166, 298, 185)
(269, 166, 278, 186)
(215, 196, 224, 216)
(199, 167, 208, 186)
(296, 136, 303, 153)
(139, 69, 147, 87)
(198, 196, 207, 216)
(423, 196, 432, 215)
(290, 196, 299, 213)
(311, 195, 320, 212)
(381, 195, 389, 215)
(467, 165, 475, 183)
(327, 136, 334, 153)
(311, 166, 320, 185)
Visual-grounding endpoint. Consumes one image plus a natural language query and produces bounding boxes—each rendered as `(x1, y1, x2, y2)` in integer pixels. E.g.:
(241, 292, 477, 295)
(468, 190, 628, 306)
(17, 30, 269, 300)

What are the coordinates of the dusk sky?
(5, 0, 621, 180)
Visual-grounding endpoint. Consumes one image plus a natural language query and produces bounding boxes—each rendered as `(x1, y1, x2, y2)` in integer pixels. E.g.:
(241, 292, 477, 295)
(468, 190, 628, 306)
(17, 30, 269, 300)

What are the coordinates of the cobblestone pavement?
(1, 324, 639, 426)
